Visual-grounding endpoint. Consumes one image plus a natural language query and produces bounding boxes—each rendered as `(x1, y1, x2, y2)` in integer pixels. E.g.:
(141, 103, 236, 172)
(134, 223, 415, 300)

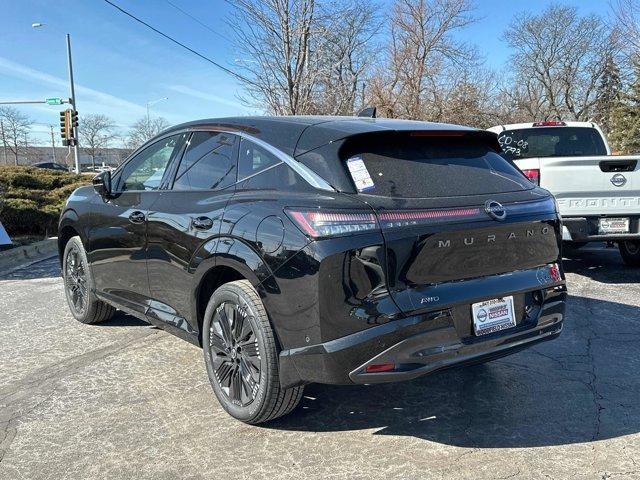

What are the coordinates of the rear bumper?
(349, 307, 562, 384)
(563, 216, 640, 241)
(278, 269, 566, 388)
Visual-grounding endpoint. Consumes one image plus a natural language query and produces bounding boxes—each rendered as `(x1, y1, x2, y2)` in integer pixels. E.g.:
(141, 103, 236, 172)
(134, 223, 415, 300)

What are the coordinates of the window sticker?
(346, 156, 375, 192)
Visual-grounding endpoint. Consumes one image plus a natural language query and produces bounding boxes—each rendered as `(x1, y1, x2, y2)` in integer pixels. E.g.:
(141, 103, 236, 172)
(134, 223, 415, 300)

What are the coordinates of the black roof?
(165, 116, 491, 157)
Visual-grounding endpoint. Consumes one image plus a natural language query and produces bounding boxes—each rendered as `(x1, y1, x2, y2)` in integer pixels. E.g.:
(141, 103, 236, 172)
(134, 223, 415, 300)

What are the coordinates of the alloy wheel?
(65, 246, 88, 315)
(209, 302, 261, 407)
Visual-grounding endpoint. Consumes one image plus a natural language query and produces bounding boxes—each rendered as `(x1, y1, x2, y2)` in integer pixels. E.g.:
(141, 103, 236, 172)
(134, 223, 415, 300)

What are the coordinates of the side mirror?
(93, 171, 112, 199)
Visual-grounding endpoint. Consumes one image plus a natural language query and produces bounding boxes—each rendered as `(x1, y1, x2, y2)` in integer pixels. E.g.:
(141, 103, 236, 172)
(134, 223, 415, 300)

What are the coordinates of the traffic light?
(59, 109, 79, 146)
(59, 109, 72, 146)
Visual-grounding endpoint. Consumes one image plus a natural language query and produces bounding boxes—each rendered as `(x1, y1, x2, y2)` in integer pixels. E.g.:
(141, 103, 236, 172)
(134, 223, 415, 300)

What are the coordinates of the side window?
(173, 132, 237, 191)
(238, 138, 281, 179)
(240, 163, 308, 191)
(119, 134, 184, 191)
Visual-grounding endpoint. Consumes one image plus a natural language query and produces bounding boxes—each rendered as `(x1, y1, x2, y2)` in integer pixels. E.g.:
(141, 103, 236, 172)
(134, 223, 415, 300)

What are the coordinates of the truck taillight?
(532, 121, 566, 127)
(522, 168, 540, 185)
(286, 209, 378, 238)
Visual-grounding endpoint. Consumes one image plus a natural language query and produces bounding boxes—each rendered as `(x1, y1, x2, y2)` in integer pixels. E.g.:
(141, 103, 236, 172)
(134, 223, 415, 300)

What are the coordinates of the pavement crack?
(0, 328, 161, 464)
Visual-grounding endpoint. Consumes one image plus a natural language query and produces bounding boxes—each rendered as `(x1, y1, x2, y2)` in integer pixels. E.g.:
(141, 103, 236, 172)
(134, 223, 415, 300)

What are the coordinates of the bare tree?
(367, 0, 478, 120)
(79, 114, 117, 170)
(0, 107, 33, 165)
(611, 0, 640, 62)
(503, 5, 614, 121)
(126, 117, 170, 150)
(313, 0, 380, 115)
(227, 0, 379, 115)
(227, 0, 318, 114)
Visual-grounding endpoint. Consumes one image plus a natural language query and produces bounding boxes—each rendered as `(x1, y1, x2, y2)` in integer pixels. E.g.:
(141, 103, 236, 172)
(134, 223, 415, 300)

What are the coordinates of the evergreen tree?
(609, 64, 640, 154)
(593, 54, 622, 135)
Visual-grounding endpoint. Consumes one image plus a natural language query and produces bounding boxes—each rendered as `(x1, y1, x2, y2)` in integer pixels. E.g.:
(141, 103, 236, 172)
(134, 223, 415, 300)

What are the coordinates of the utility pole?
(66, 34, 80, 173)
(50, 125, 57, 162)
(0, 119, 7, 164)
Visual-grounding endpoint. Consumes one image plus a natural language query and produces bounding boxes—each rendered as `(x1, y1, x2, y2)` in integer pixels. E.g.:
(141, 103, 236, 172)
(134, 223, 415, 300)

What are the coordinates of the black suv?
(59, 116, 567, 423)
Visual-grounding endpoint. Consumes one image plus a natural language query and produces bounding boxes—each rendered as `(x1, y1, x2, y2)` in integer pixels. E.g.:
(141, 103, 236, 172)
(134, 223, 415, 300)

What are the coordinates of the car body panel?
(86, 191, 160, 314)
(146, 189, 235, 322)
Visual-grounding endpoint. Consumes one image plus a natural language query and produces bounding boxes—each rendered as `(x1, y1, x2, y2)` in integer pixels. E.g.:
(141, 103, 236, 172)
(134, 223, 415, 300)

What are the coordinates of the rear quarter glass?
(340, 135, 531, 198)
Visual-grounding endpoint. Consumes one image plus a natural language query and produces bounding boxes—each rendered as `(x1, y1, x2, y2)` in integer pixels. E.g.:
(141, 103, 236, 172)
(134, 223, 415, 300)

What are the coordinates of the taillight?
(532, 121, 566, 127)
(378, 207, 481, 228)
(548, 263, 562, 283)
(522, 168, 540, 185)
(286, 209, 378, 238)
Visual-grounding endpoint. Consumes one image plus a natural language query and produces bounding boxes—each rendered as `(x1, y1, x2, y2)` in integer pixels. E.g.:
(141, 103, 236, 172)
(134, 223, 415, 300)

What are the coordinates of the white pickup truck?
(487, 121, 640, 266)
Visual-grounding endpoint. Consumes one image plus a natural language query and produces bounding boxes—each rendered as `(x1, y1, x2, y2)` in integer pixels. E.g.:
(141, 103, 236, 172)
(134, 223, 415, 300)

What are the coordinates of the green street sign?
(45, 97, 62, 105)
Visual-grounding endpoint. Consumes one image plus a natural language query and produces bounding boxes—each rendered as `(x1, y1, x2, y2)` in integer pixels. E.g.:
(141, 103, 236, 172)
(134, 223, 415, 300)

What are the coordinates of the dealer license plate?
(472, 296, 516, 336)
(598, 217, 629, 234)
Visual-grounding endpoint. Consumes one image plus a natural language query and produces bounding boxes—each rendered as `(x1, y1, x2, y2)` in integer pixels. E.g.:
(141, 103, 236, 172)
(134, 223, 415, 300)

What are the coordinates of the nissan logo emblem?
(485, 200, 507, 221)
(611, 173, 627, 187)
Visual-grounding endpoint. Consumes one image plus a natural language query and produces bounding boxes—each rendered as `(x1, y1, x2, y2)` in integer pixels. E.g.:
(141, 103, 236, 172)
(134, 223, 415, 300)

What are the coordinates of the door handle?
(192, 216, 214, 231)
(128, 210, 146, 224)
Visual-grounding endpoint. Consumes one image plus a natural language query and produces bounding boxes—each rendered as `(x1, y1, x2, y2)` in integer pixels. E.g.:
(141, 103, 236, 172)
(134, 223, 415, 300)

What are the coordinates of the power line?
(164, 0, 229, 43)
(102, 0, 253, 86)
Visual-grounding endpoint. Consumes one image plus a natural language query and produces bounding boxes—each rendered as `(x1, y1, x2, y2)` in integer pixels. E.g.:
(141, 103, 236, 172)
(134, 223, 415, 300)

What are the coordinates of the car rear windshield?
(497, 127, 607, 160)
(338, 134, 532, 198)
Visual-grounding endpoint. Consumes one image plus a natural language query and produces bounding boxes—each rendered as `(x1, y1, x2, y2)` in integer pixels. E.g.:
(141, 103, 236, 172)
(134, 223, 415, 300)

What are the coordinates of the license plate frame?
(598, 217, 629, 234)
(472, 296, 516, 336)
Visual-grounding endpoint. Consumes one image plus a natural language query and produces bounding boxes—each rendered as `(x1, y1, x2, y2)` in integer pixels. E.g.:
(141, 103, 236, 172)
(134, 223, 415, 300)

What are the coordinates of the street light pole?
(146, 97, 168, 122)
(66, 34, 80, 174)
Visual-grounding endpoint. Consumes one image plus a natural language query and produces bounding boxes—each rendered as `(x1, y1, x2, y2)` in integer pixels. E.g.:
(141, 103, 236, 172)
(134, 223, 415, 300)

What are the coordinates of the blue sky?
(0, 0, 612, 144)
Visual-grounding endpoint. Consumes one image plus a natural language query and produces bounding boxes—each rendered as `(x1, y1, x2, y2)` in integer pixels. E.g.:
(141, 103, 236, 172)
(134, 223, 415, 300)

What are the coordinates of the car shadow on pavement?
(265, 294, 640, 449)
(562, 245, 640, 284)
(100, 310, 149, 327)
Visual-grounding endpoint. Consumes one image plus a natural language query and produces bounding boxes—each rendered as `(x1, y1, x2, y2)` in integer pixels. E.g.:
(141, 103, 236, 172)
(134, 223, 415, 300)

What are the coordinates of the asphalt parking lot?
(1, 246, 639, 480)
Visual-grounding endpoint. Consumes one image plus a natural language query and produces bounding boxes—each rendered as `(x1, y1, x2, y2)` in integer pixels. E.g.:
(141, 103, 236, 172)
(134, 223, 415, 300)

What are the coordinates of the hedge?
(0, 166, 90, 237)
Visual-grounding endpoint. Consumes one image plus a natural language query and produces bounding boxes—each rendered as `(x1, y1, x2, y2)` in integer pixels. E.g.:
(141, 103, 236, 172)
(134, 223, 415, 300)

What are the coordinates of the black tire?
(202, 280, 303, 424)
(63, 236, 116, 324)
(619, 240, 640, 267)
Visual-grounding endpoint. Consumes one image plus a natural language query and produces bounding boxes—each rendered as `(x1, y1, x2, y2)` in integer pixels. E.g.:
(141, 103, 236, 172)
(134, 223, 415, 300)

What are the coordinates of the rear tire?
(63, 236, 116, 324)
(619, 240, 640, 267)
(202, 280, 303, 424)
(564, 241, 588, 250)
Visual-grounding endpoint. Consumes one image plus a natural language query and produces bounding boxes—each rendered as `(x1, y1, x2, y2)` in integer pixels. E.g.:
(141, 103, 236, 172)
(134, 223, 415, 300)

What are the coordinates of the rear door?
(338, 131, 561, 314)
(146, 130, 239, 332)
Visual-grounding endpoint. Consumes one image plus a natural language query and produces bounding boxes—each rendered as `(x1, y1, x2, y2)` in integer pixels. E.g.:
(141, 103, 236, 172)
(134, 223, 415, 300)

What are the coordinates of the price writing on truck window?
(498, 135, 528, 157)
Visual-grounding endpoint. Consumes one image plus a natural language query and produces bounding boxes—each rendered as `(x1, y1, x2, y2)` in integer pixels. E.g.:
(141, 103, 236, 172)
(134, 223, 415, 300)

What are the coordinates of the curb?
(0, 238, 58, 275)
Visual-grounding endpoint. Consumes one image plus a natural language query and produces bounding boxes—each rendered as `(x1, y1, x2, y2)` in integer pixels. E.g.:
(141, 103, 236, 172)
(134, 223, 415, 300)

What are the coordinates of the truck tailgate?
(515, 156, 640, 216)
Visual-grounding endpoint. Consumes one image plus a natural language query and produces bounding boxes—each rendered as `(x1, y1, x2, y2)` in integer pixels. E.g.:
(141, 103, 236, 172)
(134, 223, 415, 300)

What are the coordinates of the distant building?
(0, 146, 132, 170)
